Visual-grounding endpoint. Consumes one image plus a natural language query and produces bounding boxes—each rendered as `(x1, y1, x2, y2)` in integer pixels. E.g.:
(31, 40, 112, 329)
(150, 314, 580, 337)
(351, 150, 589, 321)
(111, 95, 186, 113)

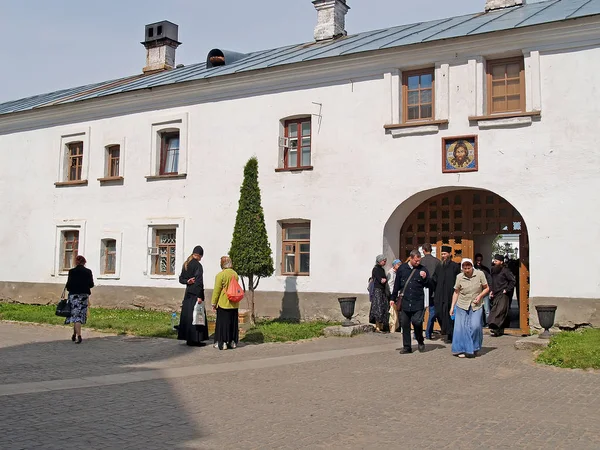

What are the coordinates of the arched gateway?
(398, 189, 530, 335)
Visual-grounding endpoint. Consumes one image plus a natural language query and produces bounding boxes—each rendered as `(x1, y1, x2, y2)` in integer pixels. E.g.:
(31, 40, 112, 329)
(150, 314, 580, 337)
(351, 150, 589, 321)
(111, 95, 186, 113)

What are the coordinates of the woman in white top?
(386, 259, 402, 298)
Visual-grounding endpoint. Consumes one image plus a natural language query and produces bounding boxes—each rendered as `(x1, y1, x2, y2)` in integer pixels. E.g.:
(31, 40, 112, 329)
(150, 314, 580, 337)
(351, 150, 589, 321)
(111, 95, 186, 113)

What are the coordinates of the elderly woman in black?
(177, 245, 209, 346)
(65, 255, 95, 344)
(369, 254, 388, 332)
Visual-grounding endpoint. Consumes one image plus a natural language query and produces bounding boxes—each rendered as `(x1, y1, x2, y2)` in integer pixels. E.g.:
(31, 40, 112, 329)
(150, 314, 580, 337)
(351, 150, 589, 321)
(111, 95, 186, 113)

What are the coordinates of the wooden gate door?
(519, 222, 530, 335)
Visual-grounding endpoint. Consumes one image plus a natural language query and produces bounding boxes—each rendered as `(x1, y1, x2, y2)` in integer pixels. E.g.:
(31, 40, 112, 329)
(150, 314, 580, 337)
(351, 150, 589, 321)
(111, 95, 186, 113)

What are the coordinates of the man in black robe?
(488, 254, 516, 336)
(433, 245, 461, 343)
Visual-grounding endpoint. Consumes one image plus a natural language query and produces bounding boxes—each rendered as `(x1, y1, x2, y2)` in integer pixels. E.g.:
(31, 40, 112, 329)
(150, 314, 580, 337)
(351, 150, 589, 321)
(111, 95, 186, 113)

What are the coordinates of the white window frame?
(149, 114, 188, 177)
(53, 220, 86, 276)
(57, 128, 91, 182)
(145, 218, 185, 279)
(98, 232, 123, 280)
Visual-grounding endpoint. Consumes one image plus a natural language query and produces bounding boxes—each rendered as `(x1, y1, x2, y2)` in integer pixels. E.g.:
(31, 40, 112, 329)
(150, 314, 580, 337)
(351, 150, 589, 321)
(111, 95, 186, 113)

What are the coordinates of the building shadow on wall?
(279, 276, 300, 322)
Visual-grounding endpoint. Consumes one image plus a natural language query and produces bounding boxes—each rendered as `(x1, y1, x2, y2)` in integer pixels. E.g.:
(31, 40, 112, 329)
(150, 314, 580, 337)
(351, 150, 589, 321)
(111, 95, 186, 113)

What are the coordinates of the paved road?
(0, 322, 599, 449)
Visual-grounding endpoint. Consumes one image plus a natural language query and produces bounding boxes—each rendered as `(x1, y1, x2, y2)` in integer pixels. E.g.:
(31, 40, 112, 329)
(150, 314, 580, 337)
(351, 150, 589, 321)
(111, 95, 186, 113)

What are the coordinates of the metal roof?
(1, 0, 599, 117)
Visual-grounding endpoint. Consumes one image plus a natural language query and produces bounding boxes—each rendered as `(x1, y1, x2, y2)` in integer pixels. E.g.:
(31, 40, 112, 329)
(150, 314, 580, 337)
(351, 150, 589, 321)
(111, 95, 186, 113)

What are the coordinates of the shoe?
(71, 333, 76, 342)
(418, 343, 425, 353)
(76, 335, 82, 344)
(457, 353, 466, 358)
(229, 342, 237, 349)
(399, 348, 412, 354)
(218, 342, 228, 350)
(213, 343, 219, 349)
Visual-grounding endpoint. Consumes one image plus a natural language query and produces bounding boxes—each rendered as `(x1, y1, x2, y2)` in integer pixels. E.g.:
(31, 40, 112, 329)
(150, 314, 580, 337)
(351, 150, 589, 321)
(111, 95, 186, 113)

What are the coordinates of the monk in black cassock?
(433, 245, 461, 343)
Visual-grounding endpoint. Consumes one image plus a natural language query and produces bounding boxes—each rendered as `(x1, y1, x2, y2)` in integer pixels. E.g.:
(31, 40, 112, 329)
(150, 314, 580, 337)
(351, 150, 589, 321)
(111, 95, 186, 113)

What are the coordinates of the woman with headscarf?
(369, 254, 388, 332)
(449, 258, 489, 358)
(177, 245, 209, 346)
(64, 255, 95, 344)
(211, 256, 240, 350)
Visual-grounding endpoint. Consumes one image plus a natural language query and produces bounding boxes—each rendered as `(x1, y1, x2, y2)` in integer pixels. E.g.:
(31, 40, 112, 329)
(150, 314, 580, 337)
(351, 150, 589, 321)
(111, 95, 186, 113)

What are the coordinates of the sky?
(1, 0, 499, 104)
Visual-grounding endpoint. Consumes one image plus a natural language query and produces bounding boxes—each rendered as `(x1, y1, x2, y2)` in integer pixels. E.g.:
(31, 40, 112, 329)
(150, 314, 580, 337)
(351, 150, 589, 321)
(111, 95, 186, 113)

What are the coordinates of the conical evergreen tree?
(229, 157, 274, 324)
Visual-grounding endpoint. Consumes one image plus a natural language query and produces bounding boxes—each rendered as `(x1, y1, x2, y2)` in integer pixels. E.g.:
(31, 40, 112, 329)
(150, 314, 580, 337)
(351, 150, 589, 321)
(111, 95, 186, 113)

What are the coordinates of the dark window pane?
(300, 254, 310, 273)
(420, 105, 432, 118)
(407, 106, 419, 120)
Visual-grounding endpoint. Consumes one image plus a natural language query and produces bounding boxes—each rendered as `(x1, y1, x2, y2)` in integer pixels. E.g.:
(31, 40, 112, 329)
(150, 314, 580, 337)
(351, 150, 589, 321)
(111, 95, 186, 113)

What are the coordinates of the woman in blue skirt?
(449, 258, 489, 358)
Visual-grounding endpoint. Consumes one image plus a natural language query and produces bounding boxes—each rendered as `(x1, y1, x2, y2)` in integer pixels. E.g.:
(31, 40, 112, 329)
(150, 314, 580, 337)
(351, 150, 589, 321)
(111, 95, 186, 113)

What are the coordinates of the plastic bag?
(388, 304, 399, 333)
(192, 302, 205, 326)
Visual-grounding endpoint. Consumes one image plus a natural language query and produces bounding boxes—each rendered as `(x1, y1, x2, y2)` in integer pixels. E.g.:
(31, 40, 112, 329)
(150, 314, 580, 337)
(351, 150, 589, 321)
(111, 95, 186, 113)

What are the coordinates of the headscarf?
(375, 254, 386, 264)
(392, 259, 401, 266)
(461, 258, 474, 268)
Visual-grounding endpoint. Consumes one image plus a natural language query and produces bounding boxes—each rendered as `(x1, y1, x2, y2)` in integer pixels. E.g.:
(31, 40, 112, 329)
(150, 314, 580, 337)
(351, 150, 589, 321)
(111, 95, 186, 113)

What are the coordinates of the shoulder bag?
(55, 285, 71, 318)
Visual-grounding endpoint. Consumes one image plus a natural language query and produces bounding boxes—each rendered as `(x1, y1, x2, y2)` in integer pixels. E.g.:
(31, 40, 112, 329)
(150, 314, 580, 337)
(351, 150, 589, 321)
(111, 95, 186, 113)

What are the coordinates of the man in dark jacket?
(433, 245, 461, 343)
(421, 243, 441, 339)
(391, 249, 429, 354)
(487, 254, 516, 336)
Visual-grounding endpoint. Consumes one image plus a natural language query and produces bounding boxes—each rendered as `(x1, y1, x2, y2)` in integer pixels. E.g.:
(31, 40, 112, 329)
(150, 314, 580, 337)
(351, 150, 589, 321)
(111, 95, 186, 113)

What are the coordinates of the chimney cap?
(143, 20, 181, 46)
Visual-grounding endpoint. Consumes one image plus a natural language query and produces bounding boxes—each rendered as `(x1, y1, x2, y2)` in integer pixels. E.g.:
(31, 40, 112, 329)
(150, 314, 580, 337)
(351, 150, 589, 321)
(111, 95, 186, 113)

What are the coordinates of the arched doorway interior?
(400, 189, 530, 335)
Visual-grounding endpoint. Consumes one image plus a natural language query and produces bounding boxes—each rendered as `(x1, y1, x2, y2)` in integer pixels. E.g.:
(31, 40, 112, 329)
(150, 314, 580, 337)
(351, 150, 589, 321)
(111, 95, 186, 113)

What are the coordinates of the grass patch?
(0, 303, 178, 338)
(242, 319, 335, 343)
(536, 328, 600, 370)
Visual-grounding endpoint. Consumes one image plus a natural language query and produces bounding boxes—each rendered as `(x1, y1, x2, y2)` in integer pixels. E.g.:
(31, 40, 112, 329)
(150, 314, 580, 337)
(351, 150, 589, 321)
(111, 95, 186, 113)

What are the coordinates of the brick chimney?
(485, 0, 525, 11)
(142, 21, 181, 73)
(312, 0, 350, 41)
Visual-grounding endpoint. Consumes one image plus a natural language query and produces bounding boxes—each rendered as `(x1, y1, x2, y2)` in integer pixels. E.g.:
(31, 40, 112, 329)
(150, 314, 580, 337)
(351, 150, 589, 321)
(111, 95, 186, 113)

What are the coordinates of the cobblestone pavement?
(1, 322, 599, 449)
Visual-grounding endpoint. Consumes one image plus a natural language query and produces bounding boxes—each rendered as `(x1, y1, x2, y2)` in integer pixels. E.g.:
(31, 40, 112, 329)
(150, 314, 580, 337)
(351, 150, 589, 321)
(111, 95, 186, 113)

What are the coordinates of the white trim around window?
(101, 136, 126, 180)
(145, 218, 185, 279)
(56, 127, 91, 184)
(149, 113, 188, 178)
(53, 220, 86, 276)
(97, 231, 123, 280)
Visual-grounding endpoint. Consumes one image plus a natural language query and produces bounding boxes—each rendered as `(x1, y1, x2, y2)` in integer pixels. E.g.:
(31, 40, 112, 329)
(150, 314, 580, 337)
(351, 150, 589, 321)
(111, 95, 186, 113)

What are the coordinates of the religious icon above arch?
(442, 135, 478, 173)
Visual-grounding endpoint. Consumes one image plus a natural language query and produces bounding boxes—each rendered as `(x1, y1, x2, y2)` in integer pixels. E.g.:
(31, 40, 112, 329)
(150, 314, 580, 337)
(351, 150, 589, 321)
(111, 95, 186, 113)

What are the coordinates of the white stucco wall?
(1, 30, 600, 300)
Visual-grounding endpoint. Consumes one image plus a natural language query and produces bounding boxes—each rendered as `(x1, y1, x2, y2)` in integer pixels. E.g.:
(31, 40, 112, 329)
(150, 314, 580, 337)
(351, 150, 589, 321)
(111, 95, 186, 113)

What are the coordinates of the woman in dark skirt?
(64, 255, 95, 344)
(211, 256, 240, 350)
(369, 254, 388, 332)
(177, 245, 209, 346)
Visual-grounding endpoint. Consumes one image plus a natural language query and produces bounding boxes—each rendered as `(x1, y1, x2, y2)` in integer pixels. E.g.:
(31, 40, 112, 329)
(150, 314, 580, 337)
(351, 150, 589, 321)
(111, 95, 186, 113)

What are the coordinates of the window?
(487, 57, 524, 114)
(107, 145, 120, 178)
(403, 69, 434, 122)
(159, 132, 179, 175)
(61, 230, 79, 271)
(67, 142, 83, 181)
(282, 119, 311, 169)
(282, 223, 310, 276)
(152, 229, 177, 275)
(101, 239, 117, 275)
